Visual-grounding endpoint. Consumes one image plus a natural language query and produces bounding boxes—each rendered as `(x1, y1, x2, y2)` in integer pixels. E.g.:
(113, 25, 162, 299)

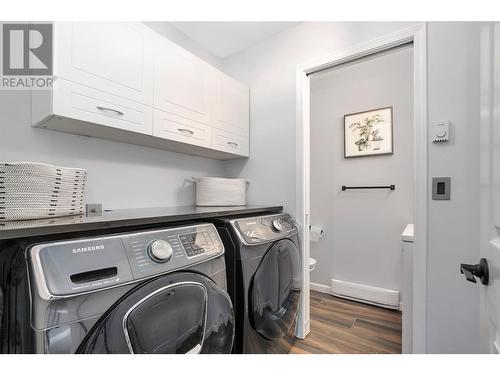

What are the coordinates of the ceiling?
(170, 22, 300, 58)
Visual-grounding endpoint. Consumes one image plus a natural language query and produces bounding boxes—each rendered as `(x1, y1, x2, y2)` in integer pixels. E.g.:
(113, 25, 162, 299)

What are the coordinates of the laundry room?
(0, 1, 498, 373)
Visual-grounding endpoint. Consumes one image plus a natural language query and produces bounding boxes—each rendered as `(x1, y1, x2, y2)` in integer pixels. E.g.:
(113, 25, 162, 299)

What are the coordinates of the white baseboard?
(332, 278, 400, 309)
(310, 282, 331, 294)
(310, 280, 400, 310)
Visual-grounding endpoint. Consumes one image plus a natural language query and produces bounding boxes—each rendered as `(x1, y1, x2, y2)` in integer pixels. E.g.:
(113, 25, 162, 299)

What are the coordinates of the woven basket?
(193, 177, 249, 207)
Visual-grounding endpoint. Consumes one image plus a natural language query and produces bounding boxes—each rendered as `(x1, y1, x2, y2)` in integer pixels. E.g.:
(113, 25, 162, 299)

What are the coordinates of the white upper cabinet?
(54, 22, 154, 105)
(34, 22, 249, 160)
(153, 36, 212, 126)
(212, 70, 250, 137)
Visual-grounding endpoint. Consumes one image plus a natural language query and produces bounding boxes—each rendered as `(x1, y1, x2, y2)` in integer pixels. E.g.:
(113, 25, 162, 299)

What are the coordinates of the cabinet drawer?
(52, 79, 153, 135)
(153, 110, 211, 148)
(212, 129, 249, 157)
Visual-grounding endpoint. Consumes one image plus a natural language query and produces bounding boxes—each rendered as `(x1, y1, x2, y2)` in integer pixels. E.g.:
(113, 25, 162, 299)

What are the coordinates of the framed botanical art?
(344, 106, 393, 158)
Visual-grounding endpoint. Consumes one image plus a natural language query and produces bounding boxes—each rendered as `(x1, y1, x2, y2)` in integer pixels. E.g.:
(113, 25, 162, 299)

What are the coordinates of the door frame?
(479, 21, 499, 354)
(295, 23, 428, 353)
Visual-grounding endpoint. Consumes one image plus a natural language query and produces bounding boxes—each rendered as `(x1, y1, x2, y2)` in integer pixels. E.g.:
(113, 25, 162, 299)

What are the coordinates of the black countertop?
(0, 205, 283, 240)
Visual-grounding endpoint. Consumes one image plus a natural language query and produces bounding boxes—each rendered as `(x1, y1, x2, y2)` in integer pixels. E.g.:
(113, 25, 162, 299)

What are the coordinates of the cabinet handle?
(96, 106, 124, 116)
(178, 128, 195, 135)
(227, 141, 239, 147)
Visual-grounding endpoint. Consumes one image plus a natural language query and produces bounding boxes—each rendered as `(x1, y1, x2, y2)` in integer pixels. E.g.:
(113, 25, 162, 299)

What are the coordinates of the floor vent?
(330, 278, 400, 310)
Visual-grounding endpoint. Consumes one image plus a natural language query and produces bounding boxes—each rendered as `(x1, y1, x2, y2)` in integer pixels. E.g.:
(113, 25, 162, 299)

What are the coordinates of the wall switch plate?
(432, 121, 450, 143)
(86, 204, 102, 216)
(432, 177, 451, 200)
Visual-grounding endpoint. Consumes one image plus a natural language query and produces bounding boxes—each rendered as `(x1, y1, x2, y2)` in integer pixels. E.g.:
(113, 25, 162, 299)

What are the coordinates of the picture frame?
(344, 106, 393, 158)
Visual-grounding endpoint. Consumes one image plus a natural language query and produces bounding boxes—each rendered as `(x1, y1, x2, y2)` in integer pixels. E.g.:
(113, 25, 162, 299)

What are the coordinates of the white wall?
(0, 91, 225, 209)
(222, 22, 481, 353)
(221, 22, 417, 214)
(309, 46, 414, 297)
(144, 22, 224, 70)
(426, 22, 481, 353)
(0, 23, 226, 210)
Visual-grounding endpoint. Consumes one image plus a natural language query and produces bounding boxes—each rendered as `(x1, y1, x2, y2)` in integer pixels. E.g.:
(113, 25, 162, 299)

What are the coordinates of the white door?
(479, 22, 500, 354)
(54, 22, 154, 105)
(153, 37, 212, 126)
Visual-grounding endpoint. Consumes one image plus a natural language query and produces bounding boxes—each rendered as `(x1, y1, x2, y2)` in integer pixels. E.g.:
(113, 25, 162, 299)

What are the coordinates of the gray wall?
(222, 22, 481, 353)
(309, 46, 414, 297)
(0, 23, 225, 210)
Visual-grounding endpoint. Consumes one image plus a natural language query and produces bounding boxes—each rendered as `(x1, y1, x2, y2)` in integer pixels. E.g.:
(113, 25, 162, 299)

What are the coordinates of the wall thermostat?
(433, 121, 450, 143)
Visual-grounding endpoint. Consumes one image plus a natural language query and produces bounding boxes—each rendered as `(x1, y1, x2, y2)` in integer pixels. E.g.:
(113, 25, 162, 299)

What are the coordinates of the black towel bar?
(341, 185, 395, 191)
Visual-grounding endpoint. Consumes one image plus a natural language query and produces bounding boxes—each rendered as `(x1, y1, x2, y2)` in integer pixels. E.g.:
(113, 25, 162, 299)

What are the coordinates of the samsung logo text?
(72, 245, 105, 254)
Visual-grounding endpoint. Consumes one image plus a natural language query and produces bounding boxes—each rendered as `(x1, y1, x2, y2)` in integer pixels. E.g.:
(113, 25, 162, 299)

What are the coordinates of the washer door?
(77, 272, 234, 354)
(250, 239, 302, 340)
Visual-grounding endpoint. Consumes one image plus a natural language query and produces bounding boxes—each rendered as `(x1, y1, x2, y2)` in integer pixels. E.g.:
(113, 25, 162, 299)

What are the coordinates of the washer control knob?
(147, 240, 173, 263)
(272, 219, 283, 232)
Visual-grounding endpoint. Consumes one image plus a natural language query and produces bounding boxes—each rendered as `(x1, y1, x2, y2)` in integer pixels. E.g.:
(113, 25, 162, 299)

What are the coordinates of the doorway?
(295, 24, 428, 353)
(300, 45, 413, 353)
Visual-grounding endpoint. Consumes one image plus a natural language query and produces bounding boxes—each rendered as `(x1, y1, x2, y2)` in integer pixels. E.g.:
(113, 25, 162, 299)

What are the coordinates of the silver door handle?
(96, 106, 124, 116)
(178, 128, 195, 135)
(227, 141, 238, 147)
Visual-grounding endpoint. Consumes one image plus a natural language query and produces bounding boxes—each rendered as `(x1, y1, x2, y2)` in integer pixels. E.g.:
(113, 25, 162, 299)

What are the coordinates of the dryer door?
(77, 272, 234, 354)
(250, 239, 302, 340)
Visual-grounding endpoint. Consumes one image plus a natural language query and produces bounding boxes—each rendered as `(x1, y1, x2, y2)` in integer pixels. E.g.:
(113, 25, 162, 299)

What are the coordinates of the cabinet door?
(54, 22, 154, 105)
(52, 79, 153, 135)
(153, 37, 212, 126)
(212, 71, 249, 137)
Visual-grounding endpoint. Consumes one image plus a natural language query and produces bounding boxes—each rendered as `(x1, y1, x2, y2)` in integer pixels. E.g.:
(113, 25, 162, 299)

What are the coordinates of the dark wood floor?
(290, 291, 402, 354)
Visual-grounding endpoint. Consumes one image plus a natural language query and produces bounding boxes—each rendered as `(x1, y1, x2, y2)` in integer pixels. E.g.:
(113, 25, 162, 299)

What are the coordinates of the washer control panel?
(30, 223, 224, 299)
(179, 230, 221, 257)
(122, 224, 223, 280)
(232, 214, 298, 245)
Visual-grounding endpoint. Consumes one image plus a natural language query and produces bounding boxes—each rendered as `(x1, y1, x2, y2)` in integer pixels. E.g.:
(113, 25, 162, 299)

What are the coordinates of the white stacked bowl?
(0, 162, 87, 221)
